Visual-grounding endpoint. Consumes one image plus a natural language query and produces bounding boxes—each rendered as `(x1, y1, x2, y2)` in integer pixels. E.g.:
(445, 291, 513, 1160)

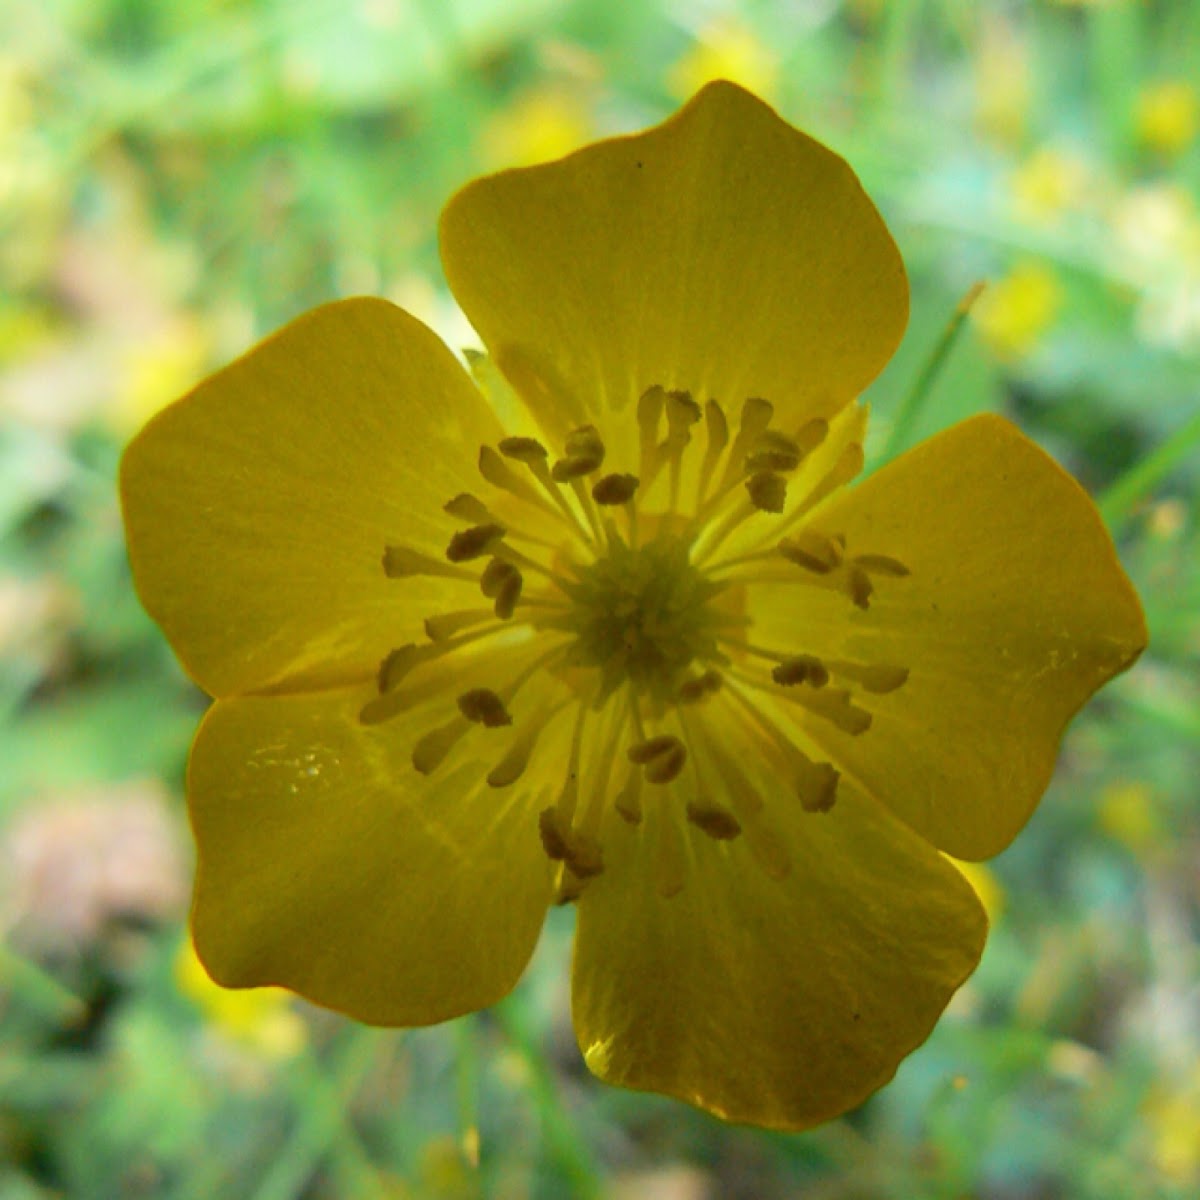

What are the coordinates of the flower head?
(120, 83, 1146, 1130)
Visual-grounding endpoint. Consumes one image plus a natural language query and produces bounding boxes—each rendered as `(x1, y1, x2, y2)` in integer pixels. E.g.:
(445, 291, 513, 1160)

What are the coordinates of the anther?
(771, 655, 830, 688)
(552, 424, 606, 480)
(746, 429, 804, 474)
(446, 523, 506, 562)
(457, 688, 512, 727)
(538, 808, 604, 878)
(479, 556, 517, 597)
(591, 472, 639, 506)
(848, 565, 873, 610)
(678, 669, 722, 703)
(443, 493, 493, 524)
(686, 801, 741, 840)
(746, 470, 787, 513)
(498, 436, 549, 463)
(833, 662, 910, 693)
(627, 735, 687, 784)
(493, 569, 523, 619)
(665, 391, 702, 444)
(778, 530, 843, 573)
(614, 769, 643, 824)
(797, 760, 840, 813)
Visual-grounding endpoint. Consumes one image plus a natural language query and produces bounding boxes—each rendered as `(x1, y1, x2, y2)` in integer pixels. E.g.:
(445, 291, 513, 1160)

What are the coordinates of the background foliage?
(1, 1, 1197, 1197)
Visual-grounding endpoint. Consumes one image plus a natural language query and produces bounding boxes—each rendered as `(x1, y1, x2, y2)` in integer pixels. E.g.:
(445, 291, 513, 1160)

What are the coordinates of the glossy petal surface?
(751, 414, 1147, 860)
(572, 776, 986, 1130)
(189, 683, 555, 1026)
(121, 298, 504, 698)
(441, 82, 907, 451)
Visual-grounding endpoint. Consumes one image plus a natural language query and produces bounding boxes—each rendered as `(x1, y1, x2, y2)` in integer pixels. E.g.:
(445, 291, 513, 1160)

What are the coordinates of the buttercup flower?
(120, 83, 1146, 1130)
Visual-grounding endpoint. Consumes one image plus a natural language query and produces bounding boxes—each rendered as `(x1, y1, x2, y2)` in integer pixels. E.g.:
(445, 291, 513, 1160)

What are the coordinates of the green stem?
(880, 281, 986, 462)
(1097, 408, 1200, 536)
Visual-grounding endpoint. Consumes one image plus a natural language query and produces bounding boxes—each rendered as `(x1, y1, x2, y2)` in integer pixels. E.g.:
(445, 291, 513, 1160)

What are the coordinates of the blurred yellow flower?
(667, 18, 778, 102)
(112, 318, 211, 436)
(1136, 80, 1200, 157)
(974, 260, 1064, 359)
(1097, 780, 1161, 854)
(1011, 147, 1091, 226)
(480, 85, 593, 169)
(974, 17, 1031, 144)
(1144, 1065, 1200, 1186)
(121, 84, 1145, 1130)
(176, 939, 305, 1059)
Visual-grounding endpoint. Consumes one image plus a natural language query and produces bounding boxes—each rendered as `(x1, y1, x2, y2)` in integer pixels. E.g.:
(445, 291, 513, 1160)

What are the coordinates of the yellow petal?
(752, 414, 1147, 861)
(188, 682, 554, 1026)
(572, 779, 986, 1131)
(121, 298, 505, 698)
(440, 82, 907, 453)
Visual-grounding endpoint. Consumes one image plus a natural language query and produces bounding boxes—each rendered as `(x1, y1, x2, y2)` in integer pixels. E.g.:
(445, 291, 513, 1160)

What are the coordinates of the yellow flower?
(1135, 80, 1199, 157)
(974, 260, 1064, 359)
(667, 18, 778, 103)
(119, 84, 1146, 1131)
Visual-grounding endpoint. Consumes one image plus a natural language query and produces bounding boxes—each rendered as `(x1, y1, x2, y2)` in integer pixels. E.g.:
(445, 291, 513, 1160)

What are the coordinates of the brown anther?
(627, 735, 682, 764)
(446, 523, 506, 563)
(614, 771, 643, 824)
(538, 808, 604, 877)
(551, 454, 603, 481)
(746, 470, 788, 513)
(493, 569, 523, 619)
(457, 688, 512, 727)
(443, 493, 492, 523)
(678, 669, 722, 703)
(778, 530, 843, 573)
(746, 429, 803, 473)
(772, 655, 830, 688)
(591, 472, 639, 505)
(686, 802, 742, 840)
(854, 553, 911, 577)
(498, 436, 549, 463)
(377, 644, 421, 693)
(799, 762, 840, 813)
(848, 565, 873, 610)
(564, 424, 605, 460)
(665, 390, 702, 440)
(479, 556, 517, 598)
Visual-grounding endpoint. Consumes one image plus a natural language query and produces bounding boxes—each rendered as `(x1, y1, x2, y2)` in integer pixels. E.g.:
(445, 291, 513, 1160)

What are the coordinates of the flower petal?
(120, 298, 505, 698)
(188, 682, 554, 1026)
(440, 81, 907, 450)
(571, 778, 986, 1131)
(750, 414, 1147, 861)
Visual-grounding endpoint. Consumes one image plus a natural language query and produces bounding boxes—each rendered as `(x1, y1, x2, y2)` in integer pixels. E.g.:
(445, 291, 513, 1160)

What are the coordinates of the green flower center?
(563, 535, 726, 705)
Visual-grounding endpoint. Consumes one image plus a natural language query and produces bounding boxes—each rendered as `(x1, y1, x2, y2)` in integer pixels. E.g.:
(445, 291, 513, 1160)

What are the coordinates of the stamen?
(778, 530, 844, 573)
(695, 398, 729, 508)
(446, 523, 506, 563)
(383, 545, 478, 581)
(745, 429, 805, 474)
(627, 734, 687, 784)
(456, 688, 512, 727)
(498, 436, 549, 464)
(854, 553, 911, 577)
(443, 493, 494, 524)
(745, 470, 787, 513)
(592, 473, 639, 506)
(551, 424, 605, 481)
(538, 807, 604, 878)
(637, 385, 666, 483)
(412, 716, 470, 774)
(678, 668, 722, 703)
(685, 801, 741, 840)
(425, 608, 497, 641)
(829, 661, 910, 693)
(771, 655, 831, 688)
(377, 644, 421, 692)
(613, 767, 643, 824)
(664, 391, 702, 510)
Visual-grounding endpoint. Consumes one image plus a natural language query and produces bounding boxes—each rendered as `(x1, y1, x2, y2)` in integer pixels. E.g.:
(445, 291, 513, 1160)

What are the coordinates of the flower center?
(562, 535, 726, 706)
(365, 375, 912, 900)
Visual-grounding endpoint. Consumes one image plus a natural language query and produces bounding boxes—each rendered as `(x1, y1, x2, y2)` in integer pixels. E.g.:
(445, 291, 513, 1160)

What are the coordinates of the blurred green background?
(1, 0, 1198, 1197)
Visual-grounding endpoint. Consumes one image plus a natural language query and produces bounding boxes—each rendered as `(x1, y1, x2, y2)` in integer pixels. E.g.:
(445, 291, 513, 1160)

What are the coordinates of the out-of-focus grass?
(1, 2, 1197, 1198)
